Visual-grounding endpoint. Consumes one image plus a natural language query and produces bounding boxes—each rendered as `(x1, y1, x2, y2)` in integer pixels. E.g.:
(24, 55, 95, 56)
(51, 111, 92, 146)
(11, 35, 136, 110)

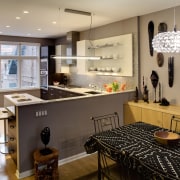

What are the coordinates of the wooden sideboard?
(124, 101, 180, 130)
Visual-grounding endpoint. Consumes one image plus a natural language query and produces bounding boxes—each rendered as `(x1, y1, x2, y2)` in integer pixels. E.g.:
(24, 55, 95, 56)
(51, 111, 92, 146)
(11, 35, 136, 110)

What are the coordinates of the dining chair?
(90, 112, 120, 134)
(170, 115, 180, 133)
(90, 112, 120, 180)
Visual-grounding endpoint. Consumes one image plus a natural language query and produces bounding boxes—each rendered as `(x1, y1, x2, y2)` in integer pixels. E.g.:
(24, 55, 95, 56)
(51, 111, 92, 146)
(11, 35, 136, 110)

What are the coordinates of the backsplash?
(69, 72, 137, 91)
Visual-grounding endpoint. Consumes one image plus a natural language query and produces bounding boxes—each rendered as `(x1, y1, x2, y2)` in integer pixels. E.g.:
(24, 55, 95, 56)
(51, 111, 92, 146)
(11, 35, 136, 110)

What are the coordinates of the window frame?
(0, 41, 40, 90)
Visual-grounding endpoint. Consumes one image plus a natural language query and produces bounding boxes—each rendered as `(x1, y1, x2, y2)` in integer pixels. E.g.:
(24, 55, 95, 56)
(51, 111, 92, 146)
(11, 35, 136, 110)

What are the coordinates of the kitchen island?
(4, 87, 134, 179)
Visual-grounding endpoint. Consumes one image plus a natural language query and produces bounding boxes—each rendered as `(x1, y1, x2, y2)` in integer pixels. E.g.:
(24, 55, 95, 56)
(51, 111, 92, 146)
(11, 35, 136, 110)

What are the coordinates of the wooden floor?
(0, 143, 100, 180)
(0, 143, 143, 180)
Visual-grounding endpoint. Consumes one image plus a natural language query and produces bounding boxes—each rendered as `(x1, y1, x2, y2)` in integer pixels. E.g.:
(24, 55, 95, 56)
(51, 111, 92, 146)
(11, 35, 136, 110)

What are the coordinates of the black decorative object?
(40, 127, 52, 155)
(160, 97, 170, 106)
(158, 22, 167, 33)
(168, 56, 174, 88)
(150, 71, 159, 103)
(148, 21, 154, 56)
(143, 85, 149, 103)
(157, 53, 164, 67)
(134, 86, 139, 102)
(63, 75, 68, 86)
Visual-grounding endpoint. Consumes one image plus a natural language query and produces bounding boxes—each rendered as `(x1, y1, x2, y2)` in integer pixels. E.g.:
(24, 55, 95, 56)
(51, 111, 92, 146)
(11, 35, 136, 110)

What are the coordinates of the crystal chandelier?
(152, 8, 180, 53)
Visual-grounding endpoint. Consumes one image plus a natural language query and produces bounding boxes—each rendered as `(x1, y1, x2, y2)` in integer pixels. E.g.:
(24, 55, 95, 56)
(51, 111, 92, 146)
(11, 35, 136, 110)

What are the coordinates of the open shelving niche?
(77, 33, 133, 76)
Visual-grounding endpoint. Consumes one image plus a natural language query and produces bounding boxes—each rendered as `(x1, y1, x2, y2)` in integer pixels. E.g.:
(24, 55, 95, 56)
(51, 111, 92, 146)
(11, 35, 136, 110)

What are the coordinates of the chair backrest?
(91, 112, 120, 133)
(170, 115, 180, 133)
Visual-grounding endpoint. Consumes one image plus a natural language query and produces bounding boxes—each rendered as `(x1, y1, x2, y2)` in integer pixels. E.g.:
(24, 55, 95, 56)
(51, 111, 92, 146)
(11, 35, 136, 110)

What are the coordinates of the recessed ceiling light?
(52, 21, 57, 24)
(23, 10, 29, 14)
(37, 28, 41, 31)
(6, 25, 10, 28)
(16, 16, 21, 20)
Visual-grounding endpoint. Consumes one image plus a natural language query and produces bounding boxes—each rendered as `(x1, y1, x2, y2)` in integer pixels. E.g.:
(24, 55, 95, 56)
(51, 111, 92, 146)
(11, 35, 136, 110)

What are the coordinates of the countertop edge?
(9, 89, 135, 106)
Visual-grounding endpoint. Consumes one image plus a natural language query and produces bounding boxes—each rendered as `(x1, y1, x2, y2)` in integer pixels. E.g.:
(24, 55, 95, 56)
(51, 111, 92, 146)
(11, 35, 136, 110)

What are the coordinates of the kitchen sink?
(84, 91, 101, 95)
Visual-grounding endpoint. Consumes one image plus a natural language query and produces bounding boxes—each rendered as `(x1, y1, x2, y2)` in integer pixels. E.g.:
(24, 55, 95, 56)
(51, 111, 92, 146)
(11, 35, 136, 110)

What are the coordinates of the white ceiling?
(0, 0, 180, 38)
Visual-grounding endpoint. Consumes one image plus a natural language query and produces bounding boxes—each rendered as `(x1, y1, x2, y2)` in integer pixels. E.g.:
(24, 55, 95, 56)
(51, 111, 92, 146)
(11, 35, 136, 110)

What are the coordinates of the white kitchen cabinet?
(76, 40, 94, 74)
(77, 34, 133, 76)
(55, 45, 69, 73)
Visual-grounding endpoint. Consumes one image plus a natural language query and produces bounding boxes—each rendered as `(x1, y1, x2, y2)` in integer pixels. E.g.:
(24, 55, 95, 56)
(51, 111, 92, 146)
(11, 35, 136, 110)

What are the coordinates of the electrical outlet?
(35, 110, 48, 117)
(38, 111, 41, 116)
(44, 110, 47, 116)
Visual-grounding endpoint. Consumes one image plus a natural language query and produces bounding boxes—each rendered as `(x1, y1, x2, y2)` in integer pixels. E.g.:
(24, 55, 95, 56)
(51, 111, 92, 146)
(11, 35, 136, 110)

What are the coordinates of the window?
(0, 42, 40, 89)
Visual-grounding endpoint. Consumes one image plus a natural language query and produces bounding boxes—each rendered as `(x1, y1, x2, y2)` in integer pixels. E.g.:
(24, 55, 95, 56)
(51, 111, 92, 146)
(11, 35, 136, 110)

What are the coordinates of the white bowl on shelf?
(89, 67, 97, 71)
(105, 67, 112, 72)
(112, 67, 120, 73)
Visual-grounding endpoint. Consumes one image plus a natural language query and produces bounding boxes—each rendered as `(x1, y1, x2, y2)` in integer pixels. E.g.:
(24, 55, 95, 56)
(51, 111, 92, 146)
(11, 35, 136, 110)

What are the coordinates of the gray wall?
(140, 6, 180, 105)
(16, 91, 134, 174)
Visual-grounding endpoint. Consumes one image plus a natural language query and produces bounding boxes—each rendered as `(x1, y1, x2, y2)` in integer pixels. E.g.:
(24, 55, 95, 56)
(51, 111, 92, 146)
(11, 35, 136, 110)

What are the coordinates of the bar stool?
(0, 108, 9, 154)
(33, 147, 59, 180)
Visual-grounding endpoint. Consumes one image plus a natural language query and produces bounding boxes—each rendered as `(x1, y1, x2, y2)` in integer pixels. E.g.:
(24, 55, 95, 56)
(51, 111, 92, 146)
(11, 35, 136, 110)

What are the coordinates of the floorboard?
(0, 143, 101, 180)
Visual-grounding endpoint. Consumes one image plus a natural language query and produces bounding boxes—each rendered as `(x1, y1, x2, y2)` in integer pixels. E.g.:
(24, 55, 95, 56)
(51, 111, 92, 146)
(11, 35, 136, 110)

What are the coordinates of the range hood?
(66, 31, 80, 64)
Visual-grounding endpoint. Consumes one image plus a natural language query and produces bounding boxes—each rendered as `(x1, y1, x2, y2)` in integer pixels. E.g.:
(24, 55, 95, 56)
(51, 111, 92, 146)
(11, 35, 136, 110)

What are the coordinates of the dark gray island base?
(4, 90, 134, 178)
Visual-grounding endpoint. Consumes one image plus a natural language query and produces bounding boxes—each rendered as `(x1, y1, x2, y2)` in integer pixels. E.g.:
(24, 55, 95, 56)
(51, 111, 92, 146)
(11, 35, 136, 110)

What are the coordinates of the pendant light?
(152, 7, 180, 53)
(51, 55, 101, 60)
(52, 8, 101, 60)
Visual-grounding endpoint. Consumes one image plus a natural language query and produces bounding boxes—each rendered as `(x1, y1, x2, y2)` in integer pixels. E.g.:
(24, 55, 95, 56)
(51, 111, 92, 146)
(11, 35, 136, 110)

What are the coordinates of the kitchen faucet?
(89, 84, 97, 90)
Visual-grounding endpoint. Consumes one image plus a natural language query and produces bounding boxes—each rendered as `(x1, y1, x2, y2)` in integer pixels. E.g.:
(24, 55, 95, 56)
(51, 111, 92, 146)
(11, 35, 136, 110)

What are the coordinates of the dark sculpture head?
(40, 127, 52, 155)
(150, 70, 159, 88)
(41, 127, 50, 146)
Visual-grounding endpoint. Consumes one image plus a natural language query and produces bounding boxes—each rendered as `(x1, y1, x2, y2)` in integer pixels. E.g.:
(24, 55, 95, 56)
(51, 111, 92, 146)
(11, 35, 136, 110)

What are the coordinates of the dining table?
(84, 122, 180, 180)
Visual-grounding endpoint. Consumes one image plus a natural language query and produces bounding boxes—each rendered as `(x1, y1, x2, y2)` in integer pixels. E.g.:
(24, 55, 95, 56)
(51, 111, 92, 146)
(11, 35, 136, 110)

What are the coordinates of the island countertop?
(4, 87, 135, 106)
(4, 93, 43, 106)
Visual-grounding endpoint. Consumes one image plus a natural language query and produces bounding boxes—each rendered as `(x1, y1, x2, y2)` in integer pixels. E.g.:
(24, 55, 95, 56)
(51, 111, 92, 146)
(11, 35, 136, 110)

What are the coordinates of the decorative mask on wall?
(157, 52, 164, 67)
(168, 56, 174, 88)
(148, 21, 154, 56)
(150, 70, 159, 103)
(156, 23, 167, 67)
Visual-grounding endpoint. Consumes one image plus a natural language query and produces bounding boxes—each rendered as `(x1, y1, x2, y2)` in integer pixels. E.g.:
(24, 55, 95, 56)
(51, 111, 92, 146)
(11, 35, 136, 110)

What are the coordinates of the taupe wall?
(140, 6, 180, 105)
(69, 17, 139, 92)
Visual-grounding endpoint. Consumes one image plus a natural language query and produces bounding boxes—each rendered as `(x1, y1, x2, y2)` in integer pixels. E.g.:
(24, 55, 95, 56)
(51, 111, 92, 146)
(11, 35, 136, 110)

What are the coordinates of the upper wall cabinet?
(55, 45, 70, 73)
(77, 33, 133, 76)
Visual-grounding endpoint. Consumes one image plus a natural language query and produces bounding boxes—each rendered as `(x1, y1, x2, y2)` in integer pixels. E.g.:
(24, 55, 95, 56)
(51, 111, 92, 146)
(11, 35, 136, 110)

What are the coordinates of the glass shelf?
(88, 43, 121, 49)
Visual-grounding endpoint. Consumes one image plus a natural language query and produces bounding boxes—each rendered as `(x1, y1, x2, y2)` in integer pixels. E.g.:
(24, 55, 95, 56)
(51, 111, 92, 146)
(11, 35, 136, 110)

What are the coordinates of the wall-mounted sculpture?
(168, 56, 174, 88)
(157, 53, 164, 67)
(150, 70, 159, 103)
(148, 21, 154, 56)
(155, 23, 167, 67)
